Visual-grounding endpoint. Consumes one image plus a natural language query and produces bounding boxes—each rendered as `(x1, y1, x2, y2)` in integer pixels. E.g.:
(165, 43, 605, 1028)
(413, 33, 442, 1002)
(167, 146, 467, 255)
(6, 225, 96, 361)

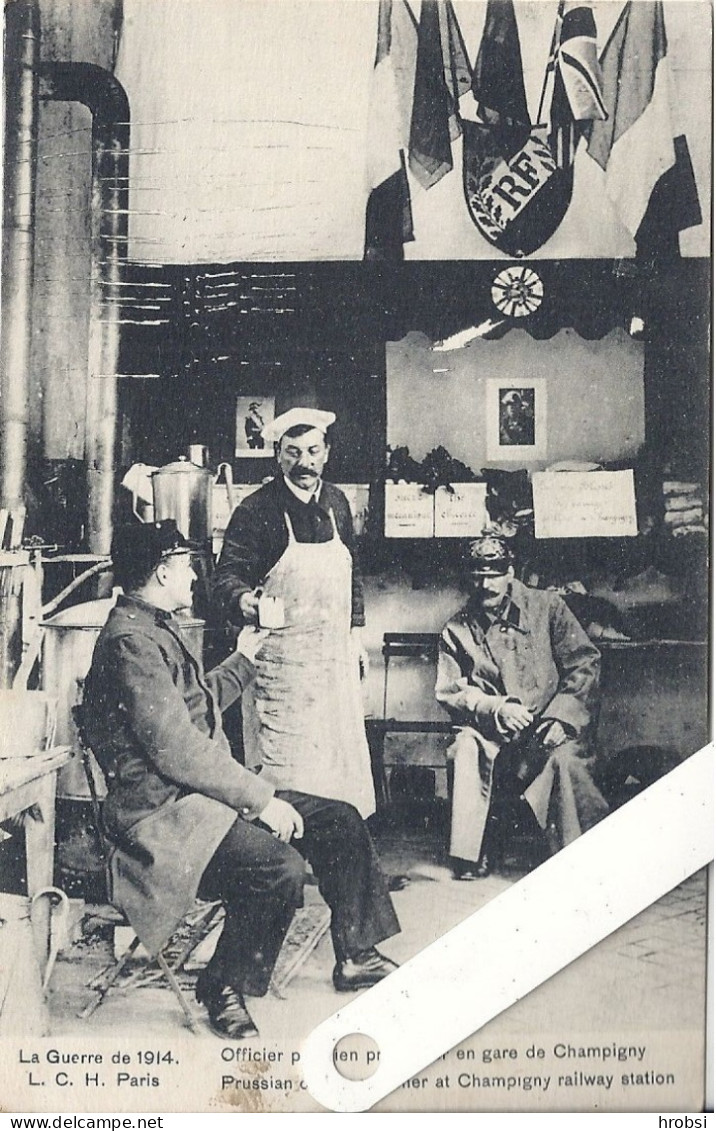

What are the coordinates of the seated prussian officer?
(82, 520, 400, 1039)
(436, 535, 609, 880)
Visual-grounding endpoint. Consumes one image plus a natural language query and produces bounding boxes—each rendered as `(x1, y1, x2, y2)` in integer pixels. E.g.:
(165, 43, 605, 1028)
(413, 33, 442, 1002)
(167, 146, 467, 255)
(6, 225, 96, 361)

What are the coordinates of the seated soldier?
(436, 536, 610, 880)
(82, 521, 399, 1039)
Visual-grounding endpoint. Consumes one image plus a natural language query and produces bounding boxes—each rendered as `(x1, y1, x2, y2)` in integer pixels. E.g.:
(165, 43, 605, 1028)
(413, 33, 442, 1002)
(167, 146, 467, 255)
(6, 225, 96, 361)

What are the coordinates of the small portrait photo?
(235, 395, 275, 457)
(486, 378, 546, 461)
(499, 386, 535, 447)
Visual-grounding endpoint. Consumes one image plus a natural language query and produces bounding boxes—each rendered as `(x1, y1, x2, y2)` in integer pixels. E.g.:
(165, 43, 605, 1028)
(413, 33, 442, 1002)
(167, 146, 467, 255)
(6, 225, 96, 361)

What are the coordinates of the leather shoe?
(453, 854, 491, 880)
(333, 948, 398, 992)
(196, 979, 259, 1040)
(452, 858, 478, 881)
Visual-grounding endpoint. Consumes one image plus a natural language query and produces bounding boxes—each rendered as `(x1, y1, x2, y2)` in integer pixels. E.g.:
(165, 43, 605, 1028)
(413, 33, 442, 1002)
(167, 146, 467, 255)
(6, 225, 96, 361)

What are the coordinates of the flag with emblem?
(462, 0, 574, 257)
(408, 0, 471, 189)
(365, 0, 418, 261)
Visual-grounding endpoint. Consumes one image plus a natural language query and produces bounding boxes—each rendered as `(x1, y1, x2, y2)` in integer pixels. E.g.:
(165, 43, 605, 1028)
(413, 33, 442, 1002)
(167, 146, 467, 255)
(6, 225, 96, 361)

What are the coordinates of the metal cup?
(188, 444, 209, 467)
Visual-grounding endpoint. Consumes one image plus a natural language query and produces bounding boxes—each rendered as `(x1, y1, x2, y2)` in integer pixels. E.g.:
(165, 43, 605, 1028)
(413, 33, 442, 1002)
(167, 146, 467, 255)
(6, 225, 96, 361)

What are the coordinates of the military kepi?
(111, 519, 192, 578)
(261, 407, 336, 443)
(466, 535, 512, 576)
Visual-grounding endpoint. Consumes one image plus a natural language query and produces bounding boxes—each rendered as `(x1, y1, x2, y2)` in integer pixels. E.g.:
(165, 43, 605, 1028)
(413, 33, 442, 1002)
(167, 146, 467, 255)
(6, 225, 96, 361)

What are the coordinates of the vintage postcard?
(0, 0, 711, 1118)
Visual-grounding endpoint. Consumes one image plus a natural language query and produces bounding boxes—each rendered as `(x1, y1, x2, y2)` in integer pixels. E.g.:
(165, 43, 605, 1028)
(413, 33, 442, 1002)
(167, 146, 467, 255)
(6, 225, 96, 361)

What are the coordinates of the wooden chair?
(365, 633, 452, 812)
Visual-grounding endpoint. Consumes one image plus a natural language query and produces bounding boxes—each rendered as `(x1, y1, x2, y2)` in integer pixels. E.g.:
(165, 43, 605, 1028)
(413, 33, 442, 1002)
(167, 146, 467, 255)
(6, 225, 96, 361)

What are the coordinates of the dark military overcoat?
(82, 595, 274, 953)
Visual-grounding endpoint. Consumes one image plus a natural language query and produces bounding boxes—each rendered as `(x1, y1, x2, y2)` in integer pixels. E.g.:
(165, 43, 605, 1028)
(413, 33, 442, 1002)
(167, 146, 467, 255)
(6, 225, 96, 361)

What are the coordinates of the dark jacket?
(82, 594, 274, 952)
(212, 476, 365, 629)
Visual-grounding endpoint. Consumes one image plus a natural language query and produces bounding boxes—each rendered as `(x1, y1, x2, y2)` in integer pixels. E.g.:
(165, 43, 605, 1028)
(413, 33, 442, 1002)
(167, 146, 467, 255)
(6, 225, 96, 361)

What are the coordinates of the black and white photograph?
(499, 387, 535, 446)
(235, 396, 275, 457)
(0, 0, 711, 1118)
(485, 376, 546, 458)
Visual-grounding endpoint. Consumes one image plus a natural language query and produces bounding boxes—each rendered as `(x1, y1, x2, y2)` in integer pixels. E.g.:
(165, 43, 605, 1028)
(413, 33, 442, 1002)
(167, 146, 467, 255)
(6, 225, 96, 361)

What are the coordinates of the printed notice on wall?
(434, 483, 488, 538)
(532, 471, 638, 539)
(385, 482, 434, 538)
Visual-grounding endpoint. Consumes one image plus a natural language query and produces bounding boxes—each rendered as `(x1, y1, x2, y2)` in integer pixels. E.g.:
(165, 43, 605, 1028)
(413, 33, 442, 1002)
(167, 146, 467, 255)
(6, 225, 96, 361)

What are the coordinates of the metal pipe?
(38, 63, 130, 555)
(40, 558, 111, 618)
(1, 0, 40, 513)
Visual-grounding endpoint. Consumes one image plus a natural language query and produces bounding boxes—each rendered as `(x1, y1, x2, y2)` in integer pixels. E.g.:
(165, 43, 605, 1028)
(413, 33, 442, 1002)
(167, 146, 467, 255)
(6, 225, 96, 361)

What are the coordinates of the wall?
(362, 571, 463, 720)
(387, 328, 644, 470)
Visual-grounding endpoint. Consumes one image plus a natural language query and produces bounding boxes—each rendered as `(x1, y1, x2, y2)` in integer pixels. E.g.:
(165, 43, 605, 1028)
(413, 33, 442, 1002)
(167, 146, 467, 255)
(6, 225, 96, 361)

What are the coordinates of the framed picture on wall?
(486, 378, 547, 461)
(235, 395, 275, 457)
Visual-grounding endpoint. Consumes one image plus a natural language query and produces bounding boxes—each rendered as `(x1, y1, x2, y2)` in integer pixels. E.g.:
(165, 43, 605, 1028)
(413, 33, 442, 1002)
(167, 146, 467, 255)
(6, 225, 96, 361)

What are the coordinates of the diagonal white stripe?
(560, 49, 607, 119)
(302, 744, 713, 1112)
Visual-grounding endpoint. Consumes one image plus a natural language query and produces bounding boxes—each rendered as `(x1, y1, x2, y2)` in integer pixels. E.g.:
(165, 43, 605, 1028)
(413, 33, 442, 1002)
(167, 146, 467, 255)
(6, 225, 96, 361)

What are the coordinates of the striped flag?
(558, 2, 607, 123)
(586, 1, 676, 238)
(543, 1, 605, 168)
(364, 0, 418, 261)
(409, 0, 471, 190)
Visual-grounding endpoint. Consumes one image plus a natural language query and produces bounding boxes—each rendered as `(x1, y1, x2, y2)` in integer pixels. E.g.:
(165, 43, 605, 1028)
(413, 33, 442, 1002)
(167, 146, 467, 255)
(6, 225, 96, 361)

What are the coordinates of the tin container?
(151, 457, 214, 543)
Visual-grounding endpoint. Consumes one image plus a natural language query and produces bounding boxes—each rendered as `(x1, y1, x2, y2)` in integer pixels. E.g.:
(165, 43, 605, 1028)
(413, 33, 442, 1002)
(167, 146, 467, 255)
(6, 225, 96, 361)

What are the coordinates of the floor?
(46, 824, 708, 1047)
(0, 793, 700, 1112)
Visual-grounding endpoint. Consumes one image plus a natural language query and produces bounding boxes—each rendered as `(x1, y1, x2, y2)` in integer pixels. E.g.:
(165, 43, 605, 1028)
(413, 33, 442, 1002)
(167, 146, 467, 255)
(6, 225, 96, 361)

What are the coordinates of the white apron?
(249, 509, 375, 819)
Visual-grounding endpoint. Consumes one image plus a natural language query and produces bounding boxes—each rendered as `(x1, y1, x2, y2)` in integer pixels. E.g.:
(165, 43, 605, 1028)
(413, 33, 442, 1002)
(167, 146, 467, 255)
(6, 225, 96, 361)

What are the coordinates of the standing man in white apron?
(213, 408, 377, 819)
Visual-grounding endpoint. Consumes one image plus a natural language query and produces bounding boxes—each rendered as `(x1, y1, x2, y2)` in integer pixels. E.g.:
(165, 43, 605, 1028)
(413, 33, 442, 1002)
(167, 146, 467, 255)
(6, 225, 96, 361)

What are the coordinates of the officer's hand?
(239, 589, 261, 625)
(496, 700, 533, 735)
(235, 626, 269, 664)
(259, 797, 304, 843)
(539, 720, 569, 749)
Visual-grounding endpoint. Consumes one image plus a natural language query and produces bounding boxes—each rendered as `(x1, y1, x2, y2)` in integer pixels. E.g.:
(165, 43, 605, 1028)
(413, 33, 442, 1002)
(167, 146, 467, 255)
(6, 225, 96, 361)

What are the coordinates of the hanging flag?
(471, 0, 531, 157)
(634, 134, 702, 266)
(408, 0, 471, 190)
(557, 3, 607, 123)
(586, 1, 676, 239)
(438, 0, 472, 141)
(545, 1, 606, 169)
(365, 0, 418, 261)
(462, 0, 573, 257)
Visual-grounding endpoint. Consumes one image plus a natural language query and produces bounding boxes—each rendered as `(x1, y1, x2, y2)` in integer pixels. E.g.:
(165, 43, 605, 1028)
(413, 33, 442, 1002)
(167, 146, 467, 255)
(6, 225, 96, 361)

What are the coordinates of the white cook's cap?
(262, 407, 336, 443)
